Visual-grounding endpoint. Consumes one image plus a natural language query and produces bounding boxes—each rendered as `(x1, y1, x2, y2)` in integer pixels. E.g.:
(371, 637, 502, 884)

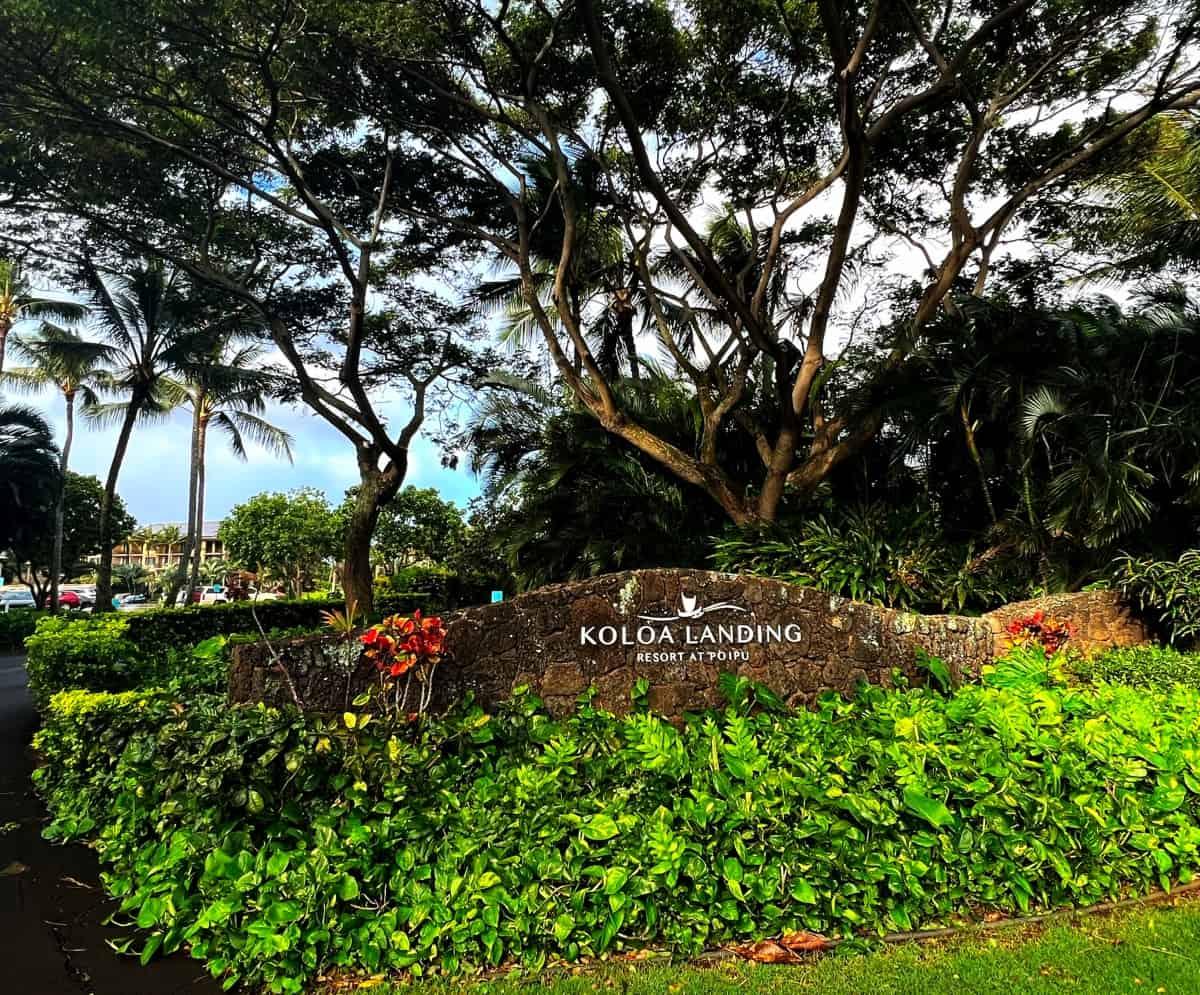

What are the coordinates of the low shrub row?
(0, 609, 43, 651)
(23, 617, 234, 709)
(119, 591, 435, 653)
(23, 592, 435, 708)
(33, 658, 1200, 992)
(1073, 644, 1200, 692)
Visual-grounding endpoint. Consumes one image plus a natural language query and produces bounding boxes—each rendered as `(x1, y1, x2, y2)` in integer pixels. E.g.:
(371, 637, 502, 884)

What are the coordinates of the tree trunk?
(343, 459, 404, 619)
(95, 401, 141, 613)
(50, 391, 75, 613)
(190, 416, 208, 597)
(961, 398, 998, 526)
(0, 315, 10, 376)
(167, 403, 201, 609)
(618, 305, 639, 380)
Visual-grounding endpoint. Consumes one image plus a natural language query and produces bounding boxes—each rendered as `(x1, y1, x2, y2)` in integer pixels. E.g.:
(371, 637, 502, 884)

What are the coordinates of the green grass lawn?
(330, 898, 1200, 994)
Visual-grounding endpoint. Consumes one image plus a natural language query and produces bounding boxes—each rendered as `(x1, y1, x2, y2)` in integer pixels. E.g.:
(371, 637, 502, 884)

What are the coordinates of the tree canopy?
(365, 485, 466, 570)
(3, 0, 1197, 539)
(5, 472, 135, 605)
(219, 488, 343, 597)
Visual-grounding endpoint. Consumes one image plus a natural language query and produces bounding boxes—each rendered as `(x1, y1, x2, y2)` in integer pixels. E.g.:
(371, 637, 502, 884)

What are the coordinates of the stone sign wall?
(985, 589, 1150, 656)
(228, 570, 1153, 720)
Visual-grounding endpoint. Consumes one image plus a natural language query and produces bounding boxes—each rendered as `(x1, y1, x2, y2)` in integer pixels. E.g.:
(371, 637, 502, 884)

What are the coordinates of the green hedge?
(24, 616, 149, 709)
(23, 593, 434, 709)
(0, 609, 43, 651)
(1073, 644, 1200, 692)
(32, 659, 1200, 992)
(120, 592, 433, 651)
(22, 616, 236, 710)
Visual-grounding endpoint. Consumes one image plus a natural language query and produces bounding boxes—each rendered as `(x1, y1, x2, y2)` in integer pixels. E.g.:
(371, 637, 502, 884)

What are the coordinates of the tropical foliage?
(3, 473, 134, 607)
(712, 503, 1022, 614)
(1113, 550, 1200, 645)
(32, 655, 1200, 991)
(0, 403, 59, 553)
(465, 374, 732, 589)
(0, 257, 85, 373)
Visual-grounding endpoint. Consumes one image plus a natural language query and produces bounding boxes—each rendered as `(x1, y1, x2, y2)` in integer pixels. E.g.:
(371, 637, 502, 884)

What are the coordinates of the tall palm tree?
(66, 259, 216, 612)
(472, 154, 645, 381)
(0, 404, 60, 560)
(165, 340, 293, 600)
(3, 325, 110, 610)
(0, 260, 87, 375)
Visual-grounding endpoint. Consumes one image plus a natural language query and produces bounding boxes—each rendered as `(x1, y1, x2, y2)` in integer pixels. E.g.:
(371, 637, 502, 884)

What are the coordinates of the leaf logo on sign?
(637, 593, 750, 623)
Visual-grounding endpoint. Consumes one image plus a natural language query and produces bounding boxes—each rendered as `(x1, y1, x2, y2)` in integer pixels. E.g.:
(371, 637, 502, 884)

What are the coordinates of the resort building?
(110, 522, 226, 570)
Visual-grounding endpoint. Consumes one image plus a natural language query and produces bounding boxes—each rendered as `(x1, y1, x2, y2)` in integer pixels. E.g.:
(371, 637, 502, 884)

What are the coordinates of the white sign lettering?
(579, 594, 803, 663)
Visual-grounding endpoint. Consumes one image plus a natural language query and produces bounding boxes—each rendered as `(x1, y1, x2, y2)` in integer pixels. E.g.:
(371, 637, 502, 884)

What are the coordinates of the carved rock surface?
(228, 570, 1150, 719)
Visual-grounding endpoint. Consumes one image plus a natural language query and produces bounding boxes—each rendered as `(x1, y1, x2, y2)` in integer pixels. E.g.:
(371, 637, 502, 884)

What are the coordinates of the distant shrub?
(1073, 644, 1200, 692)
(24, 595, 438, 709)
(120, 592, 436, 656)
(386, 564, 458, 603)
(0, 609, 44, 651)
(1113, 551, 1200, 645)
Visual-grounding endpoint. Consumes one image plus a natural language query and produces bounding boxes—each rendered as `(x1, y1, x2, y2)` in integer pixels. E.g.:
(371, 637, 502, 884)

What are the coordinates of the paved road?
(0, 654, 224, 994)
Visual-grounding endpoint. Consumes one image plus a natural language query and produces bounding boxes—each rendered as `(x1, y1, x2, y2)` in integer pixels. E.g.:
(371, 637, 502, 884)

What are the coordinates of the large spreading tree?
(1, 0, 1198, 560)
(0, 0, 492, 614)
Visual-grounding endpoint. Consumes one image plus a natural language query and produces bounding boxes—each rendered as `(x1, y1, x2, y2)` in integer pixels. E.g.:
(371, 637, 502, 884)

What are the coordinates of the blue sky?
(33, 393, 482, 526)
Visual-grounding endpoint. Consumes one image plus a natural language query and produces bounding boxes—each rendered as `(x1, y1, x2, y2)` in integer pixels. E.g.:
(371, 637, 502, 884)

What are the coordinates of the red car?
(56, 591, 89, 609)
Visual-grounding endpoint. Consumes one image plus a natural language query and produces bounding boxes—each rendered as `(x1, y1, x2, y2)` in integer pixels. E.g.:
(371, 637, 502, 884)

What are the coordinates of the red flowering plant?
(1004, 610, 1076, 654)
(359, 610, 447, 717)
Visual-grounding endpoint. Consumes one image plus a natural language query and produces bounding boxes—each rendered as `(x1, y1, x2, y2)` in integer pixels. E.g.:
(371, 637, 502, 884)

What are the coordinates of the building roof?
(137, 521, 224, 540)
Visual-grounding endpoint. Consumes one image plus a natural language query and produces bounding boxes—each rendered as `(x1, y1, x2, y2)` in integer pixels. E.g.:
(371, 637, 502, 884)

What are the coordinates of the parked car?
(57, 590, 82, 608)
(198, 587, 229, 604)
(115, 593, 149, 610)
(0, 589, 36, 612)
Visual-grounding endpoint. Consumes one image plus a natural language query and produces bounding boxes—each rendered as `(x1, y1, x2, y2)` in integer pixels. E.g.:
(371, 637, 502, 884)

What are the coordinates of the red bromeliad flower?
(360, 609, 448, 679)
(1005, 611, 1076, 653)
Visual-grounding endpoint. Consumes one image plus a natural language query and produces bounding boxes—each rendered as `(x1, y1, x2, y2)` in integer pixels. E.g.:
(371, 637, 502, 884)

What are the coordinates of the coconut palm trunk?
(189, 413, 209, 596)
(49, 389, 76, 612)
(166, 403, 201, 608)
(0, 315, 10, 375)
(95, 399, 142, 612)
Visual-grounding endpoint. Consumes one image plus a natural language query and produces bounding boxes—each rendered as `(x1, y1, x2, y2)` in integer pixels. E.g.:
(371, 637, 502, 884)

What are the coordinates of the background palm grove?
(6, 0, 1200, 990)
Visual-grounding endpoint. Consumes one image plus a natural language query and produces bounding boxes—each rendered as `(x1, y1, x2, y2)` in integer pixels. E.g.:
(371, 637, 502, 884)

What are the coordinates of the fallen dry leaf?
(729, 930, 834, 964)
(730, 940, 801, 964)
(779, 930, 835, 952)
(0, 861, 29, 877)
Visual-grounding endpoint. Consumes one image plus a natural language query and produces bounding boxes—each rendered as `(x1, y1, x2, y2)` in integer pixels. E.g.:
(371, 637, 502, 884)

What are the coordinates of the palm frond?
(212, 409, 294, 462)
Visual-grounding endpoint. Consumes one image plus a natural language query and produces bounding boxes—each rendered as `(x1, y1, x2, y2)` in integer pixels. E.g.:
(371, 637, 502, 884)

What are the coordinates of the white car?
(0, 589, 37, 612)
(198, 587, 229, 604)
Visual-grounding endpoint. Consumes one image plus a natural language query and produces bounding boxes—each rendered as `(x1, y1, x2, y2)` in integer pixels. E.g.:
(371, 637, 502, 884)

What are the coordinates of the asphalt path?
(0, 654, 225, 994)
